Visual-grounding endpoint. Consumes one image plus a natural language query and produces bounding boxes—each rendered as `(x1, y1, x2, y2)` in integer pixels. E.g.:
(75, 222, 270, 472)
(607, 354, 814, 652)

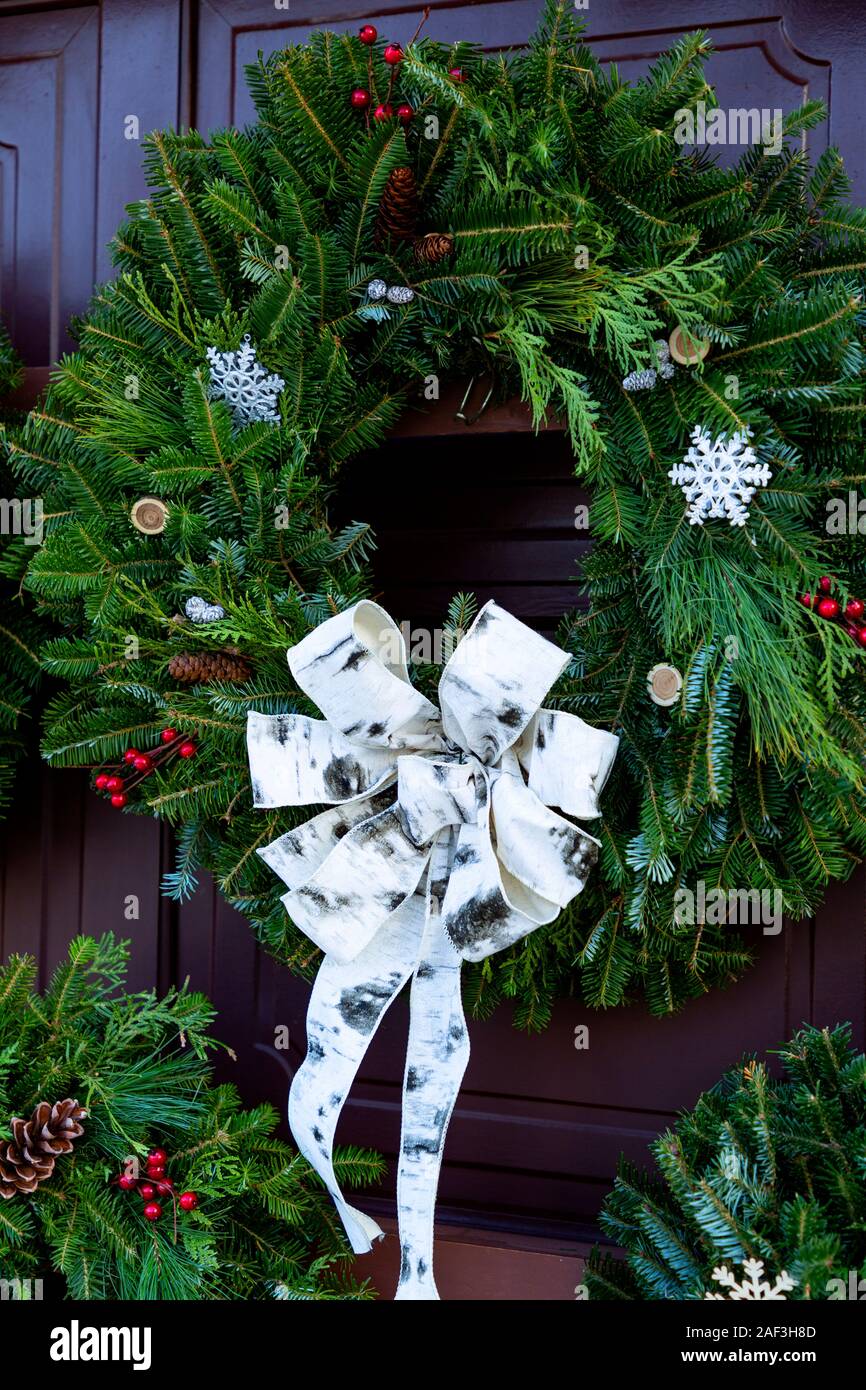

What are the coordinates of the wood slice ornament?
(668, 326, 711, 365)
(647, 662, 683, 707)
(130, 496, 169, 535)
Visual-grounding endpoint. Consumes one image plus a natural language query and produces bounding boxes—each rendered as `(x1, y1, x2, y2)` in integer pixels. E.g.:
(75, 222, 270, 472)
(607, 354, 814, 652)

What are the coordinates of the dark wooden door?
(2, 0, 865, 1293)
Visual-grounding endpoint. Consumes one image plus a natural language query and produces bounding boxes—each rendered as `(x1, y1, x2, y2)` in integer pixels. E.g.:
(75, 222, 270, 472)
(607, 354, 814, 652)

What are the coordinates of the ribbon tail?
(395, 836, 470, 1301)
(288, 894, 427, 1254)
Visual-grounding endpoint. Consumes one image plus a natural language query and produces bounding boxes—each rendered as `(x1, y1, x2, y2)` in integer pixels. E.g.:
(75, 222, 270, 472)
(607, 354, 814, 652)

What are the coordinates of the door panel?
(0, 0, 185, 364)
(0, 0, 864, 1252)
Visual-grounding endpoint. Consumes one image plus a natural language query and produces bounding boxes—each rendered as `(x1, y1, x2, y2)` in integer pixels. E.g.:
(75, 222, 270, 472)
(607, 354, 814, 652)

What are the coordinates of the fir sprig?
(0, 934, 380, 1299)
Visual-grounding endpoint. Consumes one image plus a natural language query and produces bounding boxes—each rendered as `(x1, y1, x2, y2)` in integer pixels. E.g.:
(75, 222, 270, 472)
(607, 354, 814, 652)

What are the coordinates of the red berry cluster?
(350, 20, 465, 126)
(116, 1147, 199, 1227)
(93, 727, 198, 808)
(799, 576, 866, 647)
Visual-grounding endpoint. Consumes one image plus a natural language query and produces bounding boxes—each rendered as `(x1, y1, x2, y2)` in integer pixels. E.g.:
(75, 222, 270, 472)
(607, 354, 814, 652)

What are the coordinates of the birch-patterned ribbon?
(247, 600, 618, 1300)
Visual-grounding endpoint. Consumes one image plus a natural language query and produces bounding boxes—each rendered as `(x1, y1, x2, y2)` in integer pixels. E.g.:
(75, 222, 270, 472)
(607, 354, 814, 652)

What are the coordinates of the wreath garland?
(5, 1, 866, 1026)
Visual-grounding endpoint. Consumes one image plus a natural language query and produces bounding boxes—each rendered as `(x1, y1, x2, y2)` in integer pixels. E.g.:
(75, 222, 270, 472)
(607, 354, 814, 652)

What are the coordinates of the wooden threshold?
(356, 1217, 591, 1301)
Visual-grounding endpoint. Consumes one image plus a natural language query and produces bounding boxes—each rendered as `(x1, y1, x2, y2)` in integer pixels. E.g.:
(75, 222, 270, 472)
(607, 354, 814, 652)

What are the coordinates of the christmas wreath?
(6, 2, 866, 1025)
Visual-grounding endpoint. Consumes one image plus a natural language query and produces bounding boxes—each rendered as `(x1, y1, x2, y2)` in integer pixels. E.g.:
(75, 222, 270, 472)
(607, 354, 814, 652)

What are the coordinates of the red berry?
(147, 1148, 167, 1167)
(397, 103, 414, 125)
(179, 1191, 199, 1212)
(146, 1166, 165, 1182)
(818, 575, 833, 593)
(110, 793, 127, 809)
(178, 741, 197, 759)
(350, 87, 371, 109)
(160, 727, 178, 743)
(143, 1201, 162, 1222)
(816, 597, 840, 620)
(124, 747, 139, 764)
(373, 103, 393, 122)
(117, 1173, 138, 1191)
(799, 593, 812, 608)
(139, 1182, 156, 1201)
(132, 754, 152, 772)
(95, 774, 110, 790)
(105, 775, 124, 792)
(383, 44, 403, 65)
(358, 24, 377, 44)
(857, 627, 866, 648)
(156, 1178, 174, 1196)
(449, 67, 465, 82)
(845, 598, 865, 621)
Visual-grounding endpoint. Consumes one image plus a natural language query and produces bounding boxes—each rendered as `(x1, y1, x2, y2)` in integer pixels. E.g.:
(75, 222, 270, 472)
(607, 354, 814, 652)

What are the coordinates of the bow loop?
(438, 602, 571, 764)
(287, 600, 443, 751)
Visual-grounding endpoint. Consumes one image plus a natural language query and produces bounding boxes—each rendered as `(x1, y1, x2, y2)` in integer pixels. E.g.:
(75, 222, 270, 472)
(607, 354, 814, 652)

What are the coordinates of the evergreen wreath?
(5, 2, 866, 1026)
(0, 933, 380, 1299)
(586, 1023, 866, 1301)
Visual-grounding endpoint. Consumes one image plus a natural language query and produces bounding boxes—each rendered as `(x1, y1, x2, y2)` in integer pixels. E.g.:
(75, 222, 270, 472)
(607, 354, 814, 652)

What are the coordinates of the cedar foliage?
(587, 1024, 866, 1300)
(0, 934, 381, 1299)
(4, 2, 866, 1024)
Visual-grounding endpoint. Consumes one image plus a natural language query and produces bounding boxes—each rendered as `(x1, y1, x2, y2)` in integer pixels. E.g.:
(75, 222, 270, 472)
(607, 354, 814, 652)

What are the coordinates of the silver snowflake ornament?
(669, 425, 771, 527)
(205, 334, 285, 428)
(705, 1258, 795, 1301)
(367, 278, 388, 301)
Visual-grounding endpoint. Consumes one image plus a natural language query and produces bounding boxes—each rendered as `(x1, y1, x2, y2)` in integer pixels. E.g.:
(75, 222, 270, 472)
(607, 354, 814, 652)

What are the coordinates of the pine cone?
(413, 232, 454, 265)
(375, 166, 419, 247)
(0, 1099, 87, 1199)
(168, 648, 251, 684)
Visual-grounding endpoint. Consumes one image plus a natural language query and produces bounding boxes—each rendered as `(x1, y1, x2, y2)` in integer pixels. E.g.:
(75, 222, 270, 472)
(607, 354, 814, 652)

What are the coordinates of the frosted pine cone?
(623, 368, 657, 391)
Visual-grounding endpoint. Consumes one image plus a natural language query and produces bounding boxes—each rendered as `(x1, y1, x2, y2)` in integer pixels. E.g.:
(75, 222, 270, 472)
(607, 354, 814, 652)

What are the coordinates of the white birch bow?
(247, 600, 618, 1300)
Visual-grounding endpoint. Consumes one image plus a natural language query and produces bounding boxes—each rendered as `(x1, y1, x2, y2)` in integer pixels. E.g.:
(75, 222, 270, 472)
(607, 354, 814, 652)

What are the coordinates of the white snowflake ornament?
(669, 425, 771, 527)
(205, 334, 285, 428)
(705, 1258, 795, 1301)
